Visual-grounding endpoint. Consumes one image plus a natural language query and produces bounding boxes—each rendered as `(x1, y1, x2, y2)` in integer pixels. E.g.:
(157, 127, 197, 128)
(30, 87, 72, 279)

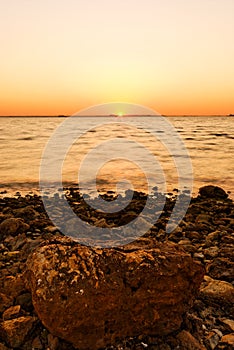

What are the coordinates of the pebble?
(193, 252, 205, 259)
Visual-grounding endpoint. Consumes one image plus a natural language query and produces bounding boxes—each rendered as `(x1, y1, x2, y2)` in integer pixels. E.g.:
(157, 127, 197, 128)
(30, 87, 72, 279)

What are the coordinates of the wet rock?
(200, 276, 234, 306)
(24, 238, 204, 350)
(176, 330, 206, 349)
(0, 218, 29, 238)
(199, 186, 228, 199)
(0, 316, 37, 348)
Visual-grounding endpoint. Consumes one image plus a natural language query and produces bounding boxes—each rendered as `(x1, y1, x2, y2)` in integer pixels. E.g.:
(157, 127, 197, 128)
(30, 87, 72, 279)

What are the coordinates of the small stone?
(220, 333, 234, 346)
(203, 246, 219, 259)
(1, 275, 26, 299)
(199, 185, 228, 199)
(178, 239, 191, 245)
(0, 316, 37, 348)
(15, 293, 32, 312)
(219, 318, 234, 332)
(94, 218, 110, 228)
(47, 333, 59, 350)
(9, 233, 27, 251)
(212, 328, 223, 338)
(119, 211, 138, 225)
(177, 330, 206, 349)
(5, 251, 20, 258)
(200, 276, 234, 305)
(171, 226, 183, 236)
(32, 335, 43, 349)
(185, 231, 202, 241)
(0, 243, 6, 251)
(45, 225, 58, 233)
(194, 252, 205, 259)
(205, 331, 220, 350)
(0, 218, 29, 237)
(207, 231, 220, 241)
(3, 305, 21, 321)
(0, 343, 8, 350)
(196, 214, 211, 223)
(14, 206, 39, 221)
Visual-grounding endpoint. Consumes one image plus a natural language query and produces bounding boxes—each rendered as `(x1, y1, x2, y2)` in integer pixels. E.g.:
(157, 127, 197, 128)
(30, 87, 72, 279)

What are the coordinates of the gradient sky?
(0, 0, 234, 115)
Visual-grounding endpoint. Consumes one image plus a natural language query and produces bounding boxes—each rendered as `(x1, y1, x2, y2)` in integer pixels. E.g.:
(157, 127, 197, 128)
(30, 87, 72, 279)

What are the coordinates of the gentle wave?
(0, 116, 233, 198)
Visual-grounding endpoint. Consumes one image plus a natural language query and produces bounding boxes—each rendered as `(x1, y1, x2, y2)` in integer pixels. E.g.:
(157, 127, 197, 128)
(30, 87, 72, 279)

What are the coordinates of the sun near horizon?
(0, 0, 234, 116)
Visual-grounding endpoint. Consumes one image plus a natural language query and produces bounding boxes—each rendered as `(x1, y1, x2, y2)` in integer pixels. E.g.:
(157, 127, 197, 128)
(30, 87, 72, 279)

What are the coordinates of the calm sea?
(0, 116, 233, 198)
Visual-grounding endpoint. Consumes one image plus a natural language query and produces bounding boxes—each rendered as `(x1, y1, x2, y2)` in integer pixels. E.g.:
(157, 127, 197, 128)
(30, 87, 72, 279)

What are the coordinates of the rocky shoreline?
(0, 185, 233, 349)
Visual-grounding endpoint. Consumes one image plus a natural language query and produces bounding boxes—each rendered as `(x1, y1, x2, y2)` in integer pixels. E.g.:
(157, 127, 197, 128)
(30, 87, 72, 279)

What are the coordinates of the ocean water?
(0, 116, 233, 198)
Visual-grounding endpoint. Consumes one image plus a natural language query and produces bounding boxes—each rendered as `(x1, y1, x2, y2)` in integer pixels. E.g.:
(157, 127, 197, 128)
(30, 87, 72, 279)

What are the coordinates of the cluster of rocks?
(0, 185, 233, 349)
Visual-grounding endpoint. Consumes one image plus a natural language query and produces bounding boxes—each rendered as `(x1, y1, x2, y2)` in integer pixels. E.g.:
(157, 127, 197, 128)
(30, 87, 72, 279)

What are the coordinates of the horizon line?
(0, 114, 232, 118)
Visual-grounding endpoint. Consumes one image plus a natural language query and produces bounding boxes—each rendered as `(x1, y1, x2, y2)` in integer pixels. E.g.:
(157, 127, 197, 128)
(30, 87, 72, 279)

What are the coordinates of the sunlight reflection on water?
(0, 116, 233, 198)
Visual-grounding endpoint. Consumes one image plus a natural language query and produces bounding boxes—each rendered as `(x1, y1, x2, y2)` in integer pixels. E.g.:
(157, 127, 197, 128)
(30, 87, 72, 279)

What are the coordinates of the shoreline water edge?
(0, 184, 233, 349)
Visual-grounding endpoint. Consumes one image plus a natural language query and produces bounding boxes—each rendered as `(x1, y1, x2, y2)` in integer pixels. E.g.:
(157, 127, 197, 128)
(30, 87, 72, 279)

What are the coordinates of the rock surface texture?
(25, 237, 204, 350)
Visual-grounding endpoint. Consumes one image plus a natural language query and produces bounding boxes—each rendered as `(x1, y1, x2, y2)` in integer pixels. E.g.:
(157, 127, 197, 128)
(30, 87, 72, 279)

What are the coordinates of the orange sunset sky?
(0, 0, 234, 116)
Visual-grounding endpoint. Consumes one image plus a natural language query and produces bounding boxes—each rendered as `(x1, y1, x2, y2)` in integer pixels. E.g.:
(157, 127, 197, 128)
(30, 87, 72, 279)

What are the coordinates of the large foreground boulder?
(24, 237, 204, 350)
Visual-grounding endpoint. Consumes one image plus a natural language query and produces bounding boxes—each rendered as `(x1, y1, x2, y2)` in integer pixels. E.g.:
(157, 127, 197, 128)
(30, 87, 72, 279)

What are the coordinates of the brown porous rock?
(24, 237, 204, 350)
